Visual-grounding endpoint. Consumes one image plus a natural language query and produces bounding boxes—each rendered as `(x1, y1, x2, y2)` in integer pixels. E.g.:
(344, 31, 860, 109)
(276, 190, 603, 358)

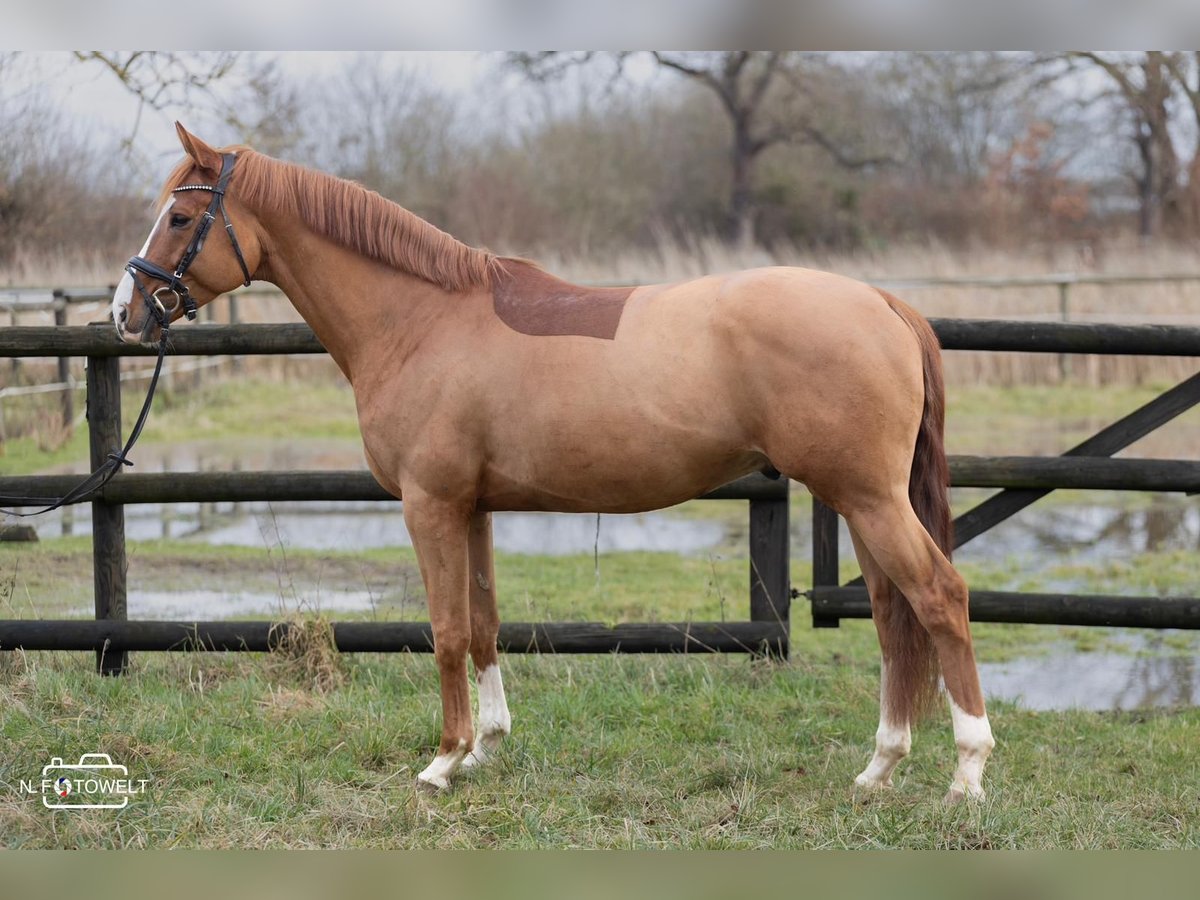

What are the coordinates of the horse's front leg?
(462, 511, 512, 768)
(403, 487, 474, 791)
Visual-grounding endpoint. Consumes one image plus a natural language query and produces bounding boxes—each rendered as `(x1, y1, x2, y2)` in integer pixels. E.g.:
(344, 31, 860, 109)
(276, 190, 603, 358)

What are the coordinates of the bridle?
(125, 151, 252, 330)
(0, 152, 252, 517)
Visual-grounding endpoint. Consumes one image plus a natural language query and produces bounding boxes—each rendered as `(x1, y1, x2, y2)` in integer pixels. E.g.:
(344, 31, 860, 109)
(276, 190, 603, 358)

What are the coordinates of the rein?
(0, 337, 170, 516)
(0, 152, 251, 518)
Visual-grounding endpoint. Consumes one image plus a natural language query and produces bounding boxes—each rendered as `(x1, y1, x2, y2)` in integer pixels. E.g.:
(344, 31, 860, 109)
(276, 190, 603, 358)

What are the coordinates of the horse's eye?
(170, 214, 192, 229)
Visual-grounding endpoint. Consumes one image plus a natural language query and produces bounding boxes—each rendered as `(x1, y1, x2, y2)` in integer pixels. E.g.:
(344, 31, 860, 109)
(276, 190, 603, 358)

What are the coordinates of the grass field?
(1, 590, 1198, 849)
(1, 527, 1199, 848)
(2, 365, 1199, 847)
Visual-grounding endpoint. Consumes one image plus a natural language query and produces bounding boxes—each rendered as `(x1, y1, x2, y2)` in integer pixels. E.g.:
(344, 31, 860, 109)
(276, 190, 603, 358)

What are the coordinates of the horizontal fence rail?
(0, 620, 789, 655)
(874, 272, 1200, 290)
(0, 470, 786, 506)
(810, 588, 1200, 630)
(4, 319, 1200, 358)
(2, 458, 1195, 509)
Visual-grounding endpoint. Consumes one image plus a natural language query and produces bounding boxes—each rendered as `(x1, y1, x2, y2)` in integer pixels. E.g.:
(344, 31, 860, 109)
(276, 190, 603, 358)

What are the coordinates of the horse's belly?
(475, 410, 764, 514)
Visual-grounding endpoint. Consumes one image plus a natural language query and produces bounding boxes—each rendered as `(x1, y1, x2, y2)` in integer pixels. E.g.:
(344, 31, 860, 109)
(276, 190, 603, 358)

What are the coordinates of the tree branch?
(799, 125, 895, 170)
(649, 51, 737, 116)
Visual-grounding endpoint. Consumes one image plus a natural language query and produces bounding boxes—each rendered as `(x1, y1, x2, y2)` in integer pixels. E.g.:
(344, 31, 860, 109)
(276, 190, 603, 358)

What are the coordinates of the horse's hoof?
(853, 773, 894, 792)
(461, 731, 504, 769)
(460, 748, 486, 769)
(943, 784, 985, 805)
(415, 773, 450, 794)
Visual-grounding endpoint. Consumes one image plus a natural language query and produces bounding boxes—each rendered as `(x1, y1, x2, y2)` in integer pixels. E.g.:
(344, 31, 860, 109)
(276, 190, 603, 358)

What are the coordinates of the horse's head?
(112, 123, 263, 344)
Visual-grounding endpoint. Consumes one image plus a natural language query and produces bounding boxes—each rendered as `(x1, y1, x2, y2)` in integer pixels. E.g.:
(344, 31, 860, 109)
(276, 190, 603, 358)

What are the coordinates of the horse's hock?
(1, 317, 1200, 671)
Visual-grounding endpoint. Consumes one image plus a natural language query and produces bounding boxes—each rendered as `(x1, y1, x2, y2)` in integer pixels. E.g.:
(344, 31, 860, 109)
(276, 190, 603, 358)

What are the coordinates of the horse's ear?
(175, 122, 222, 176)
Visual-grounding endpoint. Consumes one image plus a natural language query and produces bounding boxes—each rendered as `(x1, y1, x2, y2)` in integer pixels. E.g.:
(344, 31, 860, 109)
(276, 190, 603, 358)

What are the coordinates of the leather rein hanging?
(0, 152, 252, 517)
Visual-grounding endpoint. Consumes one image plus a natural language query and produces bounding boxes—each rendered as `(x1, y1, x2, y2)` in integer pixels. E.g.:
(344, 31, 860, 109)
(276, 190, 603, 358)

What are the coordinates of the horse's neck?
(257, 220, 453, 381)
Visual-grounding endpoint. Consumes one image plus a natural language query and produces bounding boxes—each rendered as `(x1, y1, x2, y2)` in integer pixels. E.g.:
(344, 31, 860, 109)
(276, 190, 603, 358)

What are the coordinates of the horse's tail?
(876, 289, 952, 722)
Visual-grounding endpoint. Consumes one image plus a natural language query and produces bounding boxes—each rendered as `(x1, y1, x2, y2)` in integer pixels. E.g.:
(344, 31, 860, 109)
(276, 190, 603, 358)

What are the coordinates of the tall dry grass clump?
(267, 615, 346, 694)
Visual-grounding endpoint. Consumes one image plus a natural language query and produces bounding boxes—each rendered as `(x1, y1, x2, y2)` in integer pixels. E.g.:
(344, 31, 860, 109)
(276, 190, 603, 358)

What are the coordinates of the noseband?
(125, 151, 253, 328)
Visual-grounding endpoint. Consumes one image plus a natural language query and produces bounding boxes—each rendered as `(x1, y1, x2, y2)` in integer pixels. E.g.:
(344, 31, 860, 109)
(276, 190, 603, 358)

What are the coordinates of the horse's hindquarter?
(714, 267, 927, 497)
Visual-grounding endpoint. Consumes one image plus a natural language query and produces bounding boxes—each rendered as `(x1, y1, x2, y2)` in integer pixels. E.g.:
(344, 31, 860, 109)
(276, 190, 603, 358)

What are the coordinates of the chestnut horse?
(113, 125, 994, 801)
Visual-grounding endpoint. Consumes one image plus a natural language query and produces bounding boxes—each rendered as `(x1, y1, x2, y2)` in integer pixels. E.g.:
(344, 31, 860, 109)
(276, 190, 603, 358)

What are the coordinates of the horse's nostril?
(118, 307, 128, 324)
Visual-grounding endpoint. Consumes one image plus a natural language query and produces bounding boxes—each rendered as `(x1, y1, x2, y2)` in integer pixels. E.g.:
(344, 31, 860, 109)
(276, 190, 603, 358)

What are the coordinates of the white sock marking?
(417, 739, 468, 791)
(112, 198, 174, 334)
(854, 659, 911, 789)
(947, 696, 994, 800)
(462, 663, 511, 768)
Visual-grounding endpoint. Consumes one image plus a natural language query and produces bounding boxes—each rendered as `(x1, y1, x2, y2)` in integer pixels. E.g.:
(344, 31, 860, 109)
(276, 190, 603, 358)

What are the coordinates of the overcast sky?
(12, 52, 498, 165)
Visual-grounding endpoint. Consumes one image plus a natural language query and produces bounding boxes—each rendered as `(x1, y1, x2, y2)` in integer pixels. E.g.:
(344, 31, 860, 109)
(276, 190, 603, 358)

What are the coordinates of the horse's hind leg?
(403, 489, 474, 791)
(849, 526, 913, 791)
(462, 511, 512, 768)
(843, 496, 995, 802)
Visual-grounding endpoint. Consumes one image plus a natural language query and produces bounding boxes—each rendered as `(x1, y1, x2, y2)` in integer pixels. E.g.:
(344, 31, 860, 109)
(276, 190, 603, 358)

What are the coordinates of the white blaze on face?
(112, 197, 175, 332)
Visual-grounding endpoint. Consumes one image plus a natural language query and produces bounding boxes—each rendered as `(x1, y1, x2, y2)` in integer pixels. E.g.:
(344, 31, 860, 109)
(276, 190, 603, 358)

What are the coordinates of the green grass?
(945, 381, 1200, 457)
(1, 633, 1197, 848)
(1, 537, 1198, 848)
(0, 377, 361, 476)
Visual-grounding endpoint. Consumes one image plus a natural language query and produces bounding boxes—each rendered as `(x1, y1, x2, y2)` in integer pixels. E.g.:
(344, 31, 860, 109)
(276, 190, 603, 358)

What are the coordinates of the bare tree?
(71, 52, 241, 144)
(219, 58, 306, 159)
(264, 55, 468, 236)
(1062, 51, 1185, 239)
(1162, 52, 1200, 231)
(879, 52, 1036, 186)
(510, 51, 891, 246)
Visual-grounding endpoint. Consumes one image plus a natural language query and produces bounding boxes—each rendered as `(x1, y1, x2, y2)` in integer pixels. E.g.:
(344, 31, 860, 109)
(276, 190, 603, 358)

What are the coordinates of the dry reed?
(4, 239, 1199, 392)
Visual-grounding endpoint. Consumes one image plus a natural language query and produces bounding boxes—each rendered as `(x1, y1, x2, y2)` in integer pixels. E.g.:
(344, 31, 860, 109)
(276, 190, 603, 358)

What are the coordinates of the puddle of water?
(980, 634, 1200, 710)
(34, 502, 726, 556)
(71, 588, 389, 620)
(956, 501, 1200, 563)
(204, 506, 725, 555)
(41, 437, 367, 477)
(791, 494, 1200, 582)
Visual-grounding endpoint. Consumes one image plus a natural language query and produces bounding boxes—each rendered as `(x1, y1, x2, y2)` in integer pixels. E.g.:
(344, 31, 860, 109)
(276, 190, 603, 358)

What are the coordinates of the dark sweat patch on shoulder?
(491, 260, 632, 340)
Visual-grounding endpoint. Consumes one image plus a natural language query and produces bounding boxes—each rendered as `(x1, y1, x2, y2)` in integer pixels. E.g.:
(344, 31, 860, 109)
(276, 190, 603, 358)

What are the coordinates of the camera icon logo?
(33, 754, 148, 810)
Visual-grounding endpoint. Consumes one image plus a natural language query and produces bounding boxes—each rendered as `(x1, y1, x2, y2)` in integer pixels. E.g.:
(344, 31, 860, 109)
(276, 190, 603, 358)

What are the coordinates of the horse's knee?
(433, 631, 471, 667)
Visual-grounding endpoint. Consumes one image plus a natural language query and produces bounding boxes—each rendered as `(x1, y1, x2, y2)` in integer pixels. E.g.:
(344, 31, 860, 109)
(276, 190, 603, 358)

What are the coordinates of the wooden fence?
(1, 317, 1199, 673)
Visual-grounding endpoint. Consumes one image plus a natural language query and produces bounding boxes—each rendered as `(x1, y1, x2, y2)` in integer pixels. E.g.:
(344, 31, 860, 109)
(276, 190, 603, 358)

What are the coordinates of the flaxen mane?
(159, 148, 497, 293)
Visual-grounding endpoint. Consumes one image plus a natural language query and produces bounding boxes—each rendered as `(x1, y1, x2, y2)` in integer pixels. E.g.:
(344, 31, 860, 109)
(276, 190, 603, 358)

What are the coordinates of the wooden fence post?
(9, 308, 20, 381)
(53, 294, 74, 430)
(748, 481, 790, 657)
(811, 499, 840, 628)
(228, 295, 242, 376)
(87, 354, 128, 675)
(1057, 280, 1071, 382)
